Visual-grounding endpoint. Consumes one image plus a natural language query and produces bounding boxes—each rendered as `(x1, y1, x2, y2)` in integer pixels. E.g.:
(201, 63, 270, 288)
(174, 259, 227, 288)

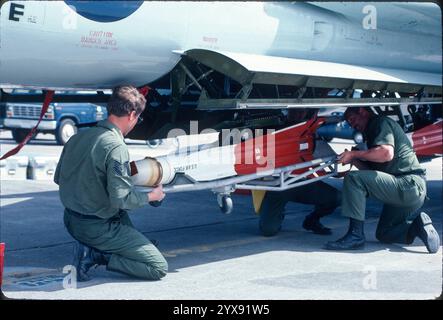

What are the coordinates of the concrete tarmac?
(0, 131, 441, 300)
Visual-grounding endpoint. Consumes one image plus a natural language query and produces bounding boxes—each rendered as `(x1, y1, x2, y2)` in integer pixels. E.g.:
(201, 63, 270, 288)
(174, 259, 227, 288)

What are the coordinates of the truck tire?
(11, 129, 35, 143)
(56, 118, 77, 145)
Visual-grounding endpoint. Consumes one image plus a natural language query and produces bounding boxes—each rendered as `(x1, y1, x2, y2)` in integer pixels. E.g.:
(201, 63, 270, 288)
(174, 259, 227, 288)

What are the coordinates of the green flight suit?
(54, 120, 168, 280)
(342, 116, 427, 244)
(259, 181, 341, 236)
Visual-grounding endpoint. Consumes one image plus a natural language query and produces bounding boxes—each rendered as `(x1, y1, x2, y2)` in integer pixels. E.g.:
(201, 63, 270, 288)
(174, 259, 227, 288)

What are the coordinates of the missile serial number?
(174, 164, 198, 172)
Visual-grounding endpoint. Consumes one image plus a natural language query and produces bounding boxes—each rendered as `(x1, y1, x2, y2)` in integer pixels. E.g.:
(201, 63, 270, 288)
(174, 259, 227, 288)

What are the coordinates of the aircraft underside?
(127, 50, 442, 142)
(1, 49, 441, 143)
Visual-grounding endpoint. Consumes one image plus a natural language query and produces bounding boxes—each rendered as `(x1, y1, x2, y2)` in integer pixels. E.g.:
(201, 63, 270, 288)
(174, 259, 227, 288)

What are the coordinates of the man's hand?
(338, 149, 355, 165)
(148, 185, 165, 202)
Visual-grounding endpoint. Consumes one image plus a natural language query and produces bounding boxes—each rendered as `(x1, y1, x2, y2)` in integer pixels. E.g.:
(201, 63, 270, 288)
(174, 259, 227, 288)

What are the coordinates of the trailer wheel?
(56, 119, 77, 145)
(146, 139, 162, 148)
(218, 194, 233, 215)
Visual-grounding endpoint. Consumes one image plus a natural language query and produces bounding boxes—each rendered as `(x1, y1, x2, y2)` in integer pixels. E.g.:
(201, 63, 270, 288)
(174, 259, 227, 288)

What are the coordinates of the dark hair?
(344, 107, 360, 120)
(107, 85, 146, 117)
(344, 107, 374, 120)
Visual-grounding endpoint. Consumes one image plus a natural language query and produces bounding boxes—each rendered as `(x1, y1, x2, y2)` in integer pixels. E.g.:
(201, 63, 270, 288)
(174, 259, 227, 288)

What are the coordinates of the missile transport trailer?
(131, 117, 344, 214)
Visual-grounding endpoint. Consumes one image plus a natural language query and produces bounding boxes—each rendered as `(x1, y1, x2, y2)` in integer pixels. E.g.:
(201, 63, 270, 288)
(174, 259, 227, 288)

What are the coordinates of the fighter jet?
(0, 1, 441, 212)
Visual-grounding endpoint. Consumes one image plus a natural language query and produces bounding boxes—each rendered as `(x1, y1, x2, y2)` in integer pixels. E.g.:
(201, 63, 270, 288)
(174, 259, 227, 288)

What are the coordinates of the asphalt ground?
(0, 129, 442, 301)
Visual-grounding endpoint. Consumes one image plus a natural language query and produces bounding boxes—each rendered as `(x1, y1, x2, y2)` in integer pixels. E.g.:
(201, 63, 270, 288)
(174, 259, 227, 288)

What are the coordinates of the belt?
(65, 208, 103, 220)
(396, 170, 426, 179)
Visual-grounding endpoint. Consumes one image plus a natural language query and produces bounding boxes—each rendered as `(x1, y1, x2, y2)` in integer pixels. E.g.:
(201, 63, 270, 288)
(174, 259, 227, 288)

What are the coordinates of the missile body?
(130, 118, 325, 187)
(409, 120, 443, 157)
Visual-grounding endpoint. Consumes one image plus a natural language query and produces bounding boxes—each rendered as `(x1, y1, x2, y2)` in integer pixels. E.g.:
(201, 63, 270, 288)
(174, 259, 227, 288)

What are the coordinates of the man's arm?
(338, 144, 394, 165)
(54, 148, 66, 185)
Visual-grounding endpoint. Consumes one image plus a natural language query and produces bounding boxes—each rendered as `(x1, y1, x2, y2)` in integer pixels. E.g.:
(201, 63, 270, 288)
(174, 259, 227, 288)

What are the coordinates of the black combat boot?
(302, 213, 332, 235)
(407, 212, 440, 254)
(72, 242, 111, 282)
(324, 218, 365, 250)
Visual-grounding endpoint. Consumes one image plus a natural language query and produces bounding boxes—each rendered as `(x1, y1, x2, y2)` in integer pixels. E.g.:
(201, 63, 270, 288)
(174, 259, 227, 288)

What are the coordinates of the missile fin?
(252, 190, 267, 214)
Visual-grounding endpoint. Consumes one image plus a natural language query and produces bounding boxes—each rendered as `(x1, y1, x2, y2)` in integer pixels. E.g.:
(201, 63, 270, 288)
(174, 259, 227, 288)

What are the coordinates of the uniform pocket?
(398, 176, 423, 203)
(412, 175, 426, 196)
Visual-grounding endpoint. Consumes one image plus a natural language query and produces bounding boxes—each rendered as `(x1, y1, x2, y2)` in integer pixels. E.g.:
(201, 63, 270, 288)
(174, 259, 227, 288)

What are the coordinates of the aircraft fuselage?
(0, 1, 441, 90)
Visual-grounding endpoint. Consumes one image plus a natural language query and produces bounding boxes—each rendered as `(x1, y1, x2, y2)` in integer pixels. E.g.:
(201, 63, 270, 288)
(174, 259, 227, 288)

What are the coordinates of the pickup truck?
(1, 90, 107, 145)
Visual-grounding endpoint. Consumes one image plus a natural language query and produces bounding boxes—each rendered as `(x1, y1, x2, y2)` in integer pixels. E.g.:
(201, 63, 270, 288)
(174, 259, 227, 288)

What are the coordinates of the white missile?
(130, 118, 326, 187)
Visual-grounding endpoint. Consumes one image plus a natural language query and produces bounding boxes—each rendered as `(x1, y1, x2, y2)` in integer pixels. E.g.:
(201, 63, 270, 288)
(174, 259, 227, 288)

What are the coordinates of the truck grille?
(12, 105, 42, 118)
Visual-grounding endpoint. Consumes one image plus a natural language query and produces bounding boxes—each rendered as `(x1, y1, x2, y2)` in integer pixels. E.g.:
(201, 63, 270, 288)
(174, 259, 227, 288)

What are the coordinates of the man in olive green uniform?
(55, 85, 168, 281)
(258, 108, 342, 237)
(259, 181, 341, 237)
(325, 107, 440, 253)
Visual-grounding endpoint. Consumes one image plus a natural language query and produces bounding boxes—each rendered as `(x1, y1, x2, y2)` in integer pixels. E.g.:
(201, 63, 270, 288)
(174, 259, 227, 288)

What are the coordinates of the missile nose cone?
(131, 157, 174, 187)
